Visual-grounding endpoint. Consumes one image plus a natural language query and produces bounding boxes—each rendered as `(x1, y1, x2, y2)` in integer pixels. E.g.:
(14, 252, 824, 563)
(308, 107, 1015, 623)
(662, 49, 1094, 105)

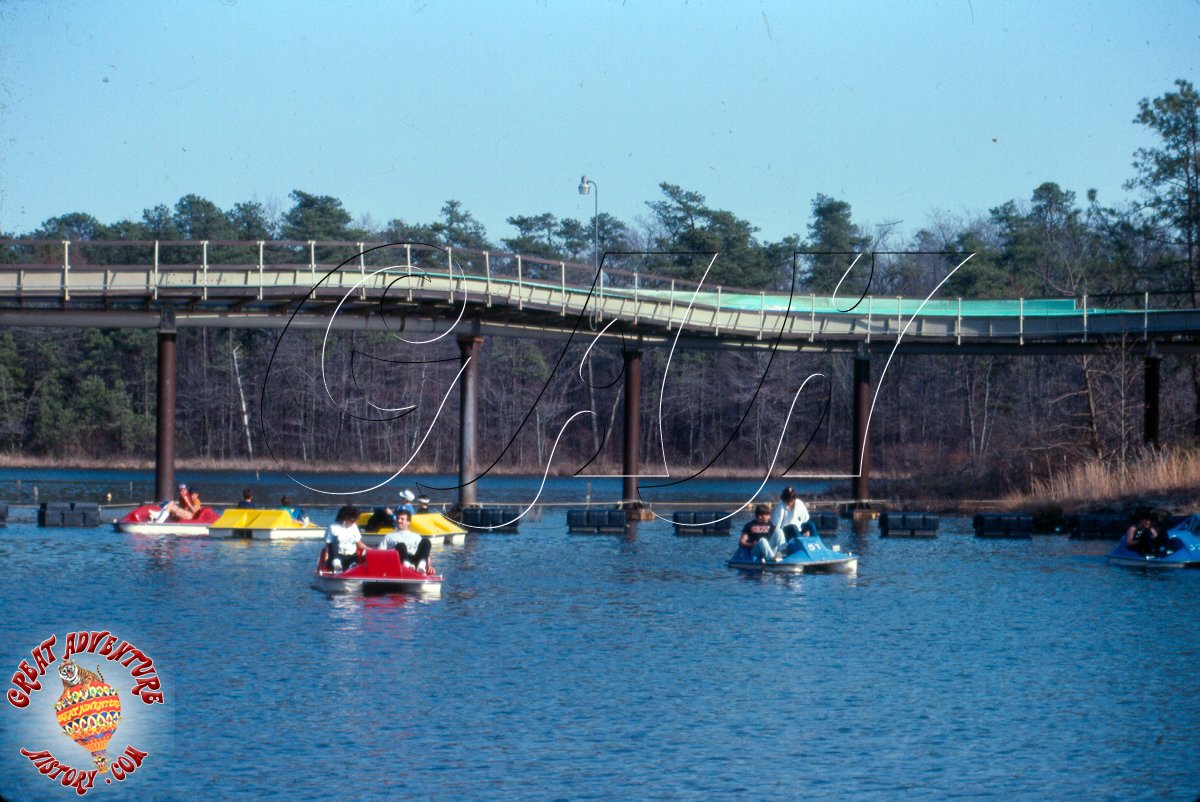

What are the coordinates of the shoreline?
(1, 453, 1195, 518)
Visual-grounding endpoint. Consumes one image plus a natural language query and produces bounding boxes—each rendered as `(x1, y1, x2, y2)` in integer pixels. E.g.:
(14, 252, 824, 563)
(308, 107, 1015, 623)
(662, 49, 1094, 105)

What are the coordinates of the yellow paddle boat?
(207, 509, 326, 540)
(356, 511, 467, 546)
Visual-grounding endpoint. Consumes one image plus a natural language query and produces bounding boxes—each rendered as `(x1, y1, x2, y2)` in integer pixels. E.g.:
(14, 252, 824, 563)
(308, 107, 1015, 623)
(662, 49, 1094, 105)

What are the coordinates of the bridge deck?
(0, 240, 1197, 353)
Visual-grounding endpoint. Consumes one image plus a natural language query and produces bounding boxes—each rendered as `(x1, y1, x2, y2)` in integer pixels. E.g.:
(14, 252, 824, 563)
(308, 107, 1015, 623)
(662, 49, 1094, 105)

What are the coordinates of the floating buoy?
(879, 511, 939, 538)
(567, 509, 627, 533)
(38, 502, 101, 528)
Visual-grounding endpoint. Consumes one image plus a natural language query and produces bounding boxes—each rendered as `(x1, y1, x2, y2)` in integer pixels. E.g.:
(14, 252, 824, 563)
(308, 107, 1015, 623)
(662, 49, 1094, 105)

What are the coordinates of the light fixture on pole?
(578, 175, 598, 271)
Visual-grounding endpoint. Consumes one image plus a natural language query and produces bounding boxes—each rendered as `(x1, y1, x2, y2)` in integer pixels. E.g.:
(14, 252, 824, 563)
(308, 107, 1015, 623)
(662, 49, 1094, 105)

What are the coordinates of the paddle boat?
(356, 510, 467, 546)
(313, 547, 443, 595)
(113, 504, 221, 536)
(1107, 514, 1200, 568)
(207, 509, 326, 540)
(728, 533, 858, 574)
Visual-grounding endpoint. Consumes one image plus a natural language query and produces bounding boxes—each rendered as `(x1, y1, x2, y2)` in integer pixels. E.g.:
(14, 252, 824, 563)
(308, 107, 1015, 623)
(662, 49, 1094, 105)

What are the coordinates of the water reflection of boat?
(1107, 515, 1200, 569)
(357, 511, 467, 546)
(728, 535, 857, 574)
(313, 548, 443, 595)
(114, 504, 220, 536)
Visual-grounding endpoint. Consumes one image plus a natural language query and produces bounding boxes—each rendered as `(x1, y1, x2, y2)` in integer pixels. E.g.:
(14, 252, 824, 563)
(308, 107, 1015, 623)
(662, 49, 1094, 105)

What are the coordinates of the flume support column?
(622, 348, 642, 508)
(155, 309, 177, 502)
(852, 345, 870, 503)
(1144, 344, 1161, 449)
(458, 335, 484, 509)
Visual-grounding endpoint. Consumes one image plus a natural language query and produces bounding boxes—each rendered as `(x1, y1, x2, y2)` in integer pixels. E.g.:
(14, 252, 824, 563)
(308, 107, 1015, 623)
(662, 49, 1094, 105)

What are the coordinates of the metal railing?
(0, 238, 1197, 345)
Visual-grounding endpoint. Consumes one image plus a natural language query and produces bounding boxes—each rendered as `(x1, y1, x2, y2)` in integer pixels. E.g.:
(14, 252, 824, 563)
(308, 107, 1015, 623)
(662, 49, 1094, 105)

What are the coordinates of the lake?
(0, 469, 1197, 801)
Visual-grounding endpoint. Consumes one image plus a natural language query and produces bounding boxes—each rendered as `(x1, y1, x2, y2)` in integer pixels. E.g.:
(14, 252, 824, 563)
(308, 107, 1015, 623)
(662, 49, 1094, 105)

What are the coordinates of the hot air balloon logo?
(53, 659, 122, 773)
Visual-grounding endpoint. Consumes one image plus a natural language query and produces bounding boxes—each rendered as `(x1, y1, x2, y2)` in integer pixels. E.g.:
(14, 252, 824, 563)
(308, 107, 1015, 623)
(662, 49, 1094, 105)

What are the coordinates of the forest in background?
(0, 79, 1196, 498)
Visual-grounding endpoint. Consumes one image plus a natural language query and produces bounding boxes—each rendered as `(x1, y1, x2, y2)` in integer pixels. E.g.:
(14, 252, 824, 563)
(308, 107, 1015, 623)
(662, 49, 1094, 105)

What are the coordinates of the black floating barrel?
(37, 502, 70, 527)
(568, 509, 627, 533)
(1070, 513, 1130, 540)
(460, 506, 521, 531)
(600, 510, 626, 531)
(38, 502, 100, 528)
(973, 513, 1034, 539)
(673, 511, 732, 536)
(809, 511, 840, 536)
(879, 511, 939, 538)
(0, 502, 7, 527)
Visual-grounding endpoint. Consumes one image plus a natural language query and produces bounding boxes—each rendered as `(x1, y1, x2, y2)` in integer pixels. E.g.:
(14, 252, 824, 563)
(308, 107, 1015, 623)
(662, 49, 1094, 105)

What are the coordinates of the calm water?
(1, 470, 1198, 801)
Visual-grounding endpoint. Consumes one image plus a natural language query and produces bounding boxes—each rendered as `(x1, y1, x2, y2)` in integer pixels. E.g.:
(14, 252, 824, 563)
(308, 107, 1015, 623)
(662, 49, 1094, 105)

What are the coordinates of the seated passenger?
(281, 495, 307, 524)
(364, 506, 397, 533)
(324, 505, 364, 572)
(1126, 514, 1168, 556)
(738, 504, 779, 562)
(768, 486, 818, 556)
(378, 510, 433, 573)
(398, 488, 417, 517)
(162, 484, 203, 522)
(237, 487, 258, 509)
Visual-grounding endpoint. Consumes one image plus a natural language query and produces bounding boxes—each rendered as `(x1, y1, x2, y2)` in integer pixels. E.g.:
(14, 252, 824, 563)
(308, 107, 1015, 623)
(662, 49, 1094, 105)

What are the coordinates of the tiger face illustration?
(58, 659, 103, 690)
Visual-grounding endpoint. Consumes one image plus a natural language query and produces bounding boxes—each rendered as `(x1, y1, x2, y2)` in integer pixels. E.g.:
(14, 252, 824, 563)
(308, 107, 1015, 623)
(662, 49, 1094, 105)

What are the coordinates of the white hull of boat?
(209, 527, 326, 540)
(312, 571, 443, 595)
(728, 556, 858, 574)
(114, 522, 211, 537)
(1107, 555, 1198, 569)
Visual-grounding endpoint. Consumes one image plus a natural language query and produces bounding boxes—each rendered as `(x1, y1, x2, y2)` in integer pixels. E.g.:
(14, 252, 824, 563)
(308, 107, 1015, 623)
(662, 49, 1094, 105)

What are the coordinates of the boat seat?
(363, 548, 415, 578)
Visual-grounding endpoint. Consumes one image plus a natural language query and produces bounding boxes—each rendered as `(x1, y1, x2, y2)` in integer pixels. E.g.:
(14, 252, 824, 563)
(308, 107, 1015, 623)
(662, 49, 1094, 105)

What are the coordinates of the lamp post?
(578, 175, 598, 272)
(577, 175, 602, 453)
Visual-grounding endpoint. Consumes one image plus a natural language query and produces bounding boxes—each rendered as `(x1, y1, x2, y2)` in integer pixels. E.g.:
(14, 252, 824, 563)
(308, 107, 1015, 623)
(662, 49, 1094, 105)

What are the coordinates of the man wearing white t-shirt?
(378, 510, 432, 572)
(767, 486, 813, 556)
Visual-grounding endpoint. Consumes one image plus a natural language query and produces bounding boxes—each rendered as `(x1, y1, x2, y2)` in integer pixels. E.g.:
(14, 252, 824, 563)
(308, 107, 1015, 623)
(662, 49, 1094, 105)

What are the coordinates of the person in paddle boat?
(378, 509, 433, 573)
(363, 489, 419, 532)
(398, 488, 417, 516)
(237, 487, 258, 509)
(364, 506, 397, 532)
(161, 484, 203, 522)
(1126, 513, 1169, 557)
(324, 505, 365, 572)
(768, 486, 816, 557)
(281, 495, 308, 525)
(415, 496, 432, 514)
(737, 504, 780, 563)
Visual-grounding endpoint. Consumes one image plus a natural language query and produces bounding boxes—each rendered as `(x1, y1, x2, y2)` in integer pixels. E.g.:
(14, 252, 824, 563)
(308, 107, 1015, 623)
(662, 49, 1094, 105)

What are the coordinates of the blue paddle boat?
(728, 534, 857, 574)
(1107, 514, 1200, 568)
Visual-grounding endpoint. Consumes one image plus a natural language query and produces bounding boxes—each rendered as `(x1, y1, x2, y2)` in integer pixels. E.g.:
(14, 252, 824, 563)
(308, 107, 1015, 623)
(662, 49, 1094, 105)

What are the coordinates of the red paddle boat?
(113, 504, 221, 536)
(313, 547, 444, 595)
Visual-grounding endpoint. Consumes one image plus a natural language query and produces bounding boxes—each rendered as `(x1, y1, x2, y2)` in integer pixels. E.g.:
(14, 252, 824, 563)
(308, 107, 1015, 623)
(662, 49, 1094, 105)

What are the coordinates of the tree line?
(0, 80, 1196, 495)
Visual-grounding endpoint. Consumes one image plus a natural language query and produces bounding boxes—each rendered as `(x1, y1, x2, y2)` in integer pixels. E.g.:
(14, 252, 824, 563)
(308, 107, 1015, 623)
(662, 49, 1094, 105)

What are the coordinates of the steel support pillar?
(457, 335, 483, 508)
(1144, 344, 1161, 449)
(154, 310, 177, 501)
(852, 345, 870, 503)
(622, 348, 642, 508)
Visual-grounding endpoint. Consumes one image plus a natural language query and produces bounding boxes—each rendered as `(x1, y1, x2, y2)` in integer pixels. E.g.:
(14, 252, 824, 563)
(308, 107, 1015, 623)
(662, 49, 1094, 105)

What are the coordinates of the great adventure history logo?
(6, 631, 165, 796)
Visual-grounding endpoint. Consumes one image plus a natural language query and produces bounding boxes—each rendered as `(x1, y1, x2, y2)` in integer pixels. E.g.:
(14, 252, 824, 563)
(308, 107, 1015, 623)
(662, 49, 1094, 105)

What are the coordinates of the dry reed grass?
(1003, 448, 1200, 511)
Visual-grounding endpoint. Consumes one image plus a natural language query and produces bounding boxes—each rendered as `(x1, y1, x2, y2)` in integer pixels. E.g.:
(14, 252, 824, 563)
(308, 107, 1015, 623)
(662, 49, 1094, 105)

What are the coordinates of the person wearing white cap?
(398, 488, 417, 517)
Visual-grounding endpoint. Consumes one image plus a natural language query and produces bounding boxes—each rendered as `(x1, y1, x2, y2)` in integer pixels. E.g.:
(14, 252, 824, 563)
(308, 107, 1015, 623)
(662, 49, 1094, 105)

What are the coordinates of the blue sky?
(1, 1, 1196, 245)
